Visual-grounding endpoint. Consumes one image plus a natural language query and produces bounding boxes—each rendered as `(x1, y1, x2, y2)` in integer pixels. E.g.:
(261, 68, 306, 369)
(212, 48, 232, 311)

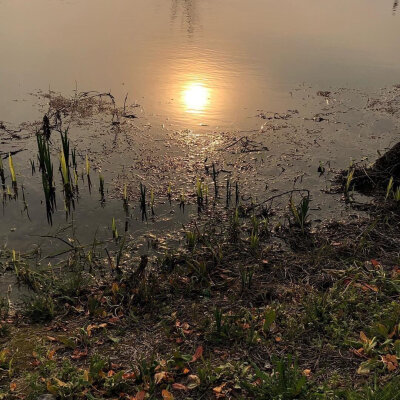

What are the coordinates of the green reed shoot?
(212, 163, 218, 198)
(240, 265, 254, 292)
(186, 230, 197, 250)
(251, 213, 259, 234)
(345, 168, 355, 198)
(140, 183, 147, 220)
(112, 217, 119, 240)
(60, 151, 69, 185)
(99, 174, 105, 203)
(122, 183, 128, 214)
(250, 230, 259, 249)
(60, 149, 73, 211)
(86, 154, 90, 176)
(0, 157, 5, 188)
(85, 154, 92, 191)
(386, 177, 394, 201)
(180, 189, 185, 211)
(289, 195, 310, 232)
(30, 159, 35, 175)
(71, 148, 77, 171)
(196, 178, 204, 212)
(8, 154, 16, 186)
(394, 187, 400, 202)
(73, 169, 79, 190)
(123, 184, 128, 203)
(60, 130, 70, 170)
(37, 134, 56, 223)
(226, 178, 232, 208)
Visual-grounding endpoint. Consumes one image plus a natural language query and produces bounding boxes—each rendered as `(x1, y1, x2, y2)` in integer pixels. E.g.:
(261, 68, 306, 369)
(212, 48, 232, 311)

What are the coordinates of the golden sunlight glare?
(182, 82, 210, 113)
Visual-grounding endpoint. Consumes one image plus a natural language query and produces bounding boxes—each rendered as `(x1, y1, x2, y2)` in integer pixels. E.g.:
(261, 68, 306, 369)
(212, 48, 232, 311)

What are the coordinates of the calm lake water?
(1, 0, 400, 257)
(1, 0, 400, 128)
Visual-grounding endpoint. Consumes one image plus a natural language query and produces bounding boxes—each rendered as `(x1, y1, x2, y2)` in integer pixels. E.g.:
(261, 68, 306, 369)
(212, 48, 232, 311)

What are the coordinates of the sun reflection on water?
(182, 82, 210, 114)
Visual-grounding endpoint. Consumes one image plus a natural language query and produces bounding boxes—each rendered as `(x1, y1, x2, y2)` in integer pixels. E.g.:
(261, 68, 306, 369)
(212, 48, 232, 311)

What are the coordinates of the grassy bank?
(1, 156, 400, 399)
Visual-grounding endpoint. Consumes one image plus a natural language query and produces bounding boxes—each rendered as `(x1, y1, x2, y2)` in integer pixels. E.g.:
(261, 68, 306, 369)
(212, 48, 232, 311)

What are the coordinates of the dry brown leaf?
(191, 346, 203, 362)
(71, 348, 88, 360)
(213, 382, 227, 393)
(122, 372, 136, 380)
(47, 349, 56, 360)
(162, 389, 174, 400)
(360, 331, 369, 344)
(172, 383, 187, 391)
(187, 374, 201, 389)
(136, 391, 146, 400)
(154, 371, 168, 385)
(382, 354, 398, 372)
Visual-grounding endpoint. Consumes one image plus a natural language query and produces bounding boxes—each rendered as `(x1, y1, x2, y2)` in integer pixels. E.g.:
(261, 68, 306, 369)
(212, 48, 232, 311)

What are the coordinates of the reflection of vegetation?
(170, 0, 199, 36)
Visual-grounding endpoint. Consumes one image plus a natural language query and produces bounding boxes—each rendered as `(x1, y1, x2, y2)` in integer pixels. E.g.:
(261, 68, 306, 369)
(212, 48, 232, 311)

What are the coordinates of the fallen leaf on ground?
(155, 371, 168, 384)
(187, 374, 201, 389)
(172, 383, 187, 391)
(71, 348, 88, 360)
(382, 354, 398, 371)
(162, 389, 174, 400)
(122, 372, 136, 380)
(136, 391, 146, 400)
(213, 382, 227, 393)
(191, 346, 203, 362)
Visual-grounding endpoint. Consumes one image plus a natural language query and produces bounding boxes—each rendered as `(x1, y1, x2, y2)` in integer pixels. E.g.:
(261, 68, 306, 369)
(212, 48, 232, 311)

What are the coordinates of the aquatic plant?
(345, 167, 355, 199)
(289, 195, 310, 232)
(251, 213, 259, 234)
(394, 186, 400, 202)
(112, 217, 118, 240)
(60, 130, 70, 173)
(71, 147, 77, 171)
(226, 178, 232, 208)
(42, 114, 51, 140)
(0, 157, 5, 189)
(196, 178, 204, 212)
(212, 162, 218, 198)
(186, 230, 197, 250)
(36, 134, 56, 222)
(8, 153, 16, 186)
(60, 148, 73, 210)
(385, 177, 394, 201)
(60, 150, 69, 186)
(179, 189, 186, 211)
(30, 159, 35, 175)
(99, 173, 105, 203)
(123, 183, 128, 204)
(250, 230, 259, 249)
(86, 154, 92, 190)
(140, 183, 147, 220)
(240, 266, 254, 292)
(150, 189, 155, 215)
